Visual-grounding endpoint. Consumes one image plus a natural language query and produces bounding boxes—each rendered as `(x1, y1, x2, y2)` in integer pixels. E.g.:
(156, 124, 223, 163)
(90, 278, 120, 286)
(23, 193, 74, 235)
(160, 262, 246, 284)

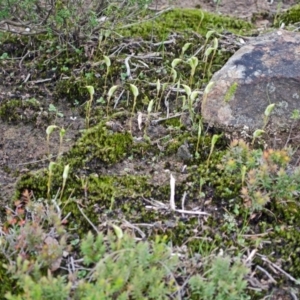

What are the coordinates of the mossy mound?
(120, 8, 253, 39)
(0, 99, 44, 123)
(67, 123, 133, 168)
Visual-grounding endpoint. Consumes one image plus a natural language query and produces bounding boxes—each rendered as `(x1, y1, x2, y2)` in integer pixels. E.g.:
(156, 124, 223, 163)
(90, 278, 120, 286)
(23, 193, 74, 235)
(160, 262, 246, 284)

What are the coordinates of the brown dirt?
(0, 0, 299, 203)
(152, 0, 298, 21)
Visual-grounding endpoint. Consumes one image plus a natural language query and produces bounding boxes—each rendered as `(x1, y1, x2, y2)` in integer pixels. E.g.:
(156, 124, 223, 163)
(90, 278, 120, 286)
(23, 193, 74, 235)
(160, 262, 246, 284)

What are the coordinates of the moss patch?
(0, 99, 43, 123)
(274, 4, 300, 26)
(120, 8, 253, 39)
(67, 122, 133, 169)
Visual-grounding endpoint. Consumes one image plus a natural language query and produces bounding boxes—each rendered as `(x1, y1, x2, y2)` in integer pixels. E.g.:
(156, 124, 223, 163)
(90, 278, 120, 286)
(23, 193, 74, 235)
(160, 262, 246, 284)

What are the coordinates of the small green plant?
(145, 98, 154, 136)
(154, 79, 167, 112)
(48, 103, 64, 118)
(291, 109, 300, 120)
(203, 36, 219, 78)
(46, 125, 58, 158)
(195, 118, 203, 155)
(187, 56, 199, 86)
(221, 139, 300, 212)
(60, 65, 69, 72)
(103, 55, 111, 91)
(129, 83, 139, 133)
(182, 84, 200, 123)
(76, 231, 179, 299)
(251, 129, 264, 145)
(155, 79, 161, 111)
(0, 52, 9, 59)
(59, 164, 70, 203)
(202, 81, 215, 107)
(252, 103, 275, 144)
(85, 85, 94, 129)
(45, 125, 66, 159)
(207, 133, 222, 167)
(106, 85, 118, 116)
(47, 161, 56, 200)
(189, 254, 250, 300)
(263, 103, 275, 129)
(180, 42, 192, 59)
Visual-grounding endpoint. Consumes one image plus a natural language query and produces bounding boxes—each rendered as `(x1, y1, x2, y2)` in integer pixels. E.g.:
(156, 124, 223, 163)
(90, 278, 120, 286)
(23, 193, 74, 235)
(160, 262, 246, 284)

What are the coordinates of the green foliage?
(0, 190, 259, 299)
(2, 201, 68, 274)
(0, 99, 41, 123)
(274, 4, 300, 26)
(2, 207, 180, 300)
(76, 233, 178, 299)
(15, 166, 152, 235)
(189, 255, 249, 300)
(0, 254, 18, 296)
(120, 9, 253, 39)
(69, 123, 133, 167)
(221, 140, 300, 212)
(0, 0, 105, 45)
(5, 273, 71, 300)
(0, 199, 70, 298)
(266, 227, 300, 277)
(3, 3, 300, 299)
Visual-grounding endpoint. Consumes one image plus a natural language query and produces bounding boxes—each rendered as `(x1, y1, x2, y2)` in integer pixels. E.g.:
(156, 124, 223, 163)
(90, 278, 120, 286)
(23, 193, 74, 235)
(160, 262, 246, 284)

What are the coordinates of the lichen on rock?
(201, 29, 300, 147)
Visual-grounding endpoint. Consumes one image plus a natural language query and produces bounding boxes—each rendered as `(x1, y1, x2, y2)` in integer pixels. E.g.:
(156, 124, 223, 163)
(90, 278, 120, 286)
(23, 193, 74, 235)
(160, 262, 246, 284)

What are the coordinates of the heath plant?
(188, 254, 250, 300)
(221, 139, 300, 212)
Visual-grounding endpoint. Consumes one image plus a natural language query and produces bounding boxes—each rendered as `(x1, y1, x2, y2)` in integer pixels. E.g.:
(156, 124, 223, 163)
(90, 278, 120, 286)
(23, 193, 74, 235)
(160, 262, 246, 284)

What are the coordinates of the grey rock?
(177, 142, 192, 162)
(201, 29, 300, 146)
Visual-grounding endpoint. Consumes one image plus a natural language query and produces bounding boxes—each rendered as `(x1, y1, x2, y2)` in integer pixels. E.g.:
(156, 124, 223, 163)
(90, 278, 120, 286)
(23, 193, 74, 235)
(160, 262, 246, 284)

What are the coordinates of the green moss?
(164, 134, 189, 156)
(61, 174, 153, 235)
(274, 4, 300, 26)
(0, 99, 42, 123)
(15, 123, 134, 198)
(68, 123, 133, 168)
(264, 227, 300, 278)
(15, 170, 154, 235)
(13, 121, 152, 235)
(120, 9, 253, 39)
(54, 60, 122, 104)
(162, 116, 182, 128)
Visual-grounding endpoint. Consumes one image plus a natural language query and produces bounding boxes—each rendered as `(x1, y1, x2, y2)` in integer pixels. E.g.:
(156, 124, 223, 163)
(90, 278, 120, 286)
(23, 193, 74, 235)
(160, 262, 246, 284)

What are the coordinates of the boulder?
(201, 29, 300, 147)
